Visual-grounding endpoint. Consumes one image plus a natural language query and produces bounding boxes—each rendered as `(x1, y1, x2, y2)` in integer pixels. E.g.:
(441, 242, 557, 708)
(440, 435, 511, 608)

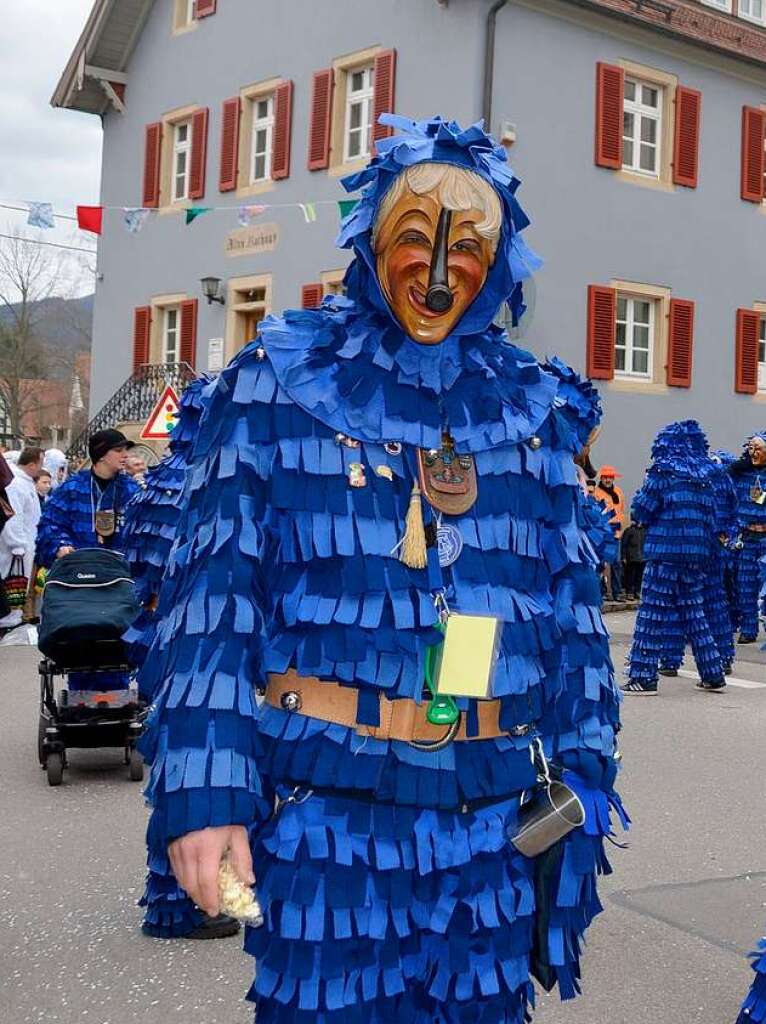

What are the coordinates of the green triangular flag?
(338, 199, 359, 219)
(185, 206, 212, 225)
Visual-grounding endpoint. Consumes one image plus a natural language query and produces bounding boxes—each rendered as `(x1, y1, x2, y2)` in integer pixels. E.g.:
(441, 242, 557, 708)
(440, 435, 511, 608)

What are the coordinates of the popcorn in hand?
(218, 860, 264, 926)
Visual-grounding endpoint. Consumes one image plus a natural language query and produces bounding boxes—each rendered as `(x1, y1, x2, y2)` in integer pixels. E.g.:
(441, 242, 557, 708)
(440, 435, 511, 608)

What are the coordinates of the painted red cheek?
(450, 255, 487, 301)
(387, 246, 429, 288)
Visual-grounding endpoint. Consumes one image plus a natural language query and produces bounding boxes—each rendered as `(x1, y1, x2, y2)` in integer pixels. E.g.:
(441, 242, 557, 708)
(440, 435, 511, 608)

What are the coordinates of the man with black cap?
(37, 429, 140, 565)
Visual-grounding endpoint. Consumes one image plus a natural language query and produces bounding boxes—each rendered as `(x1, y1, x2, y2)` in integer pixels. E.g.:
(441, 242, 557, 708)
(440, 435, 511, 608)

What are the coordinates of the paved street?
(1, 615, 765, 1024)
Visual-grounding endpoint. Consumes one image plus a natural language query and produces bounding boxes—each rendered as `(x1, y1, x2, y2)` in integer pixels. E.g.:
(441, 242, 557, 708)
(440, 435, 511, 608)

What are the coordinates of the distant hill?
(0, 293, 93, 379)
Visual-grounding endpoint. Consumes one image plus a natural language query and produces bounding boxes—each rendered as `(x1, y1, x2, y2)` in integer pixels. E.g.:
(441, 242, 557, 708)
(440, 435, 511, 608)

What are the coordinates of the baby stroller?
(37, 548, 145, 787)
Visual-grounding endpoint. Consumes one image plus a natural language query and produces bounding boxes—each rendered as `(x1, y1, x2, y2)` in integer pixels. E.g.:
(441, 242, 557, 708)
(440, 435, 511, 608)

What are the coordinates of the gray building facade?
(56, 0, 766, 495)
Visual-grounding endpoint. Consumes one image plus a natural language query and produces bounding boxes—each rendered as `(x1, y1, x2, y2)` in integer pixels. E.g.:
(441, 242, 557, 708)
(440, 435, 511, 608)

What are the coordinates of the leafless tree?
(0, 229, 58, 441)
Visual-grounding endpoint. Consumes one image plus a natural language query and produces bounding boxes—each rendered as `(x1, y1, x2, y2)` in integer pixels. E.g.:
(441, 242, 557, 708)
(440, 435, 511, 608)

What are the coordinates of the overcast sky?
(0, 1, 102, 297)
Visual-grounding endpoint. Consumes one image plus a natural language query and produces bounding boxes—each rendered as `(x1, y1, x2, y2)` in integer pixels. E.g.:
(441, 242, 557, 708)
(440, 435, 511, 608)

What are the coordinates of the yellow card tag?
(433, 613, 501, 699)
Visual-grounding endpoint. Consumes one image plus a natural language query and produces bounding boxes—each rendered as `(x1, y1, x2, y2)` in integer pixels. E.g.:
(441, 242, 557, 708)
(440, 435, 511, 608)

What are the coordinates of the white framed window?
(163, 306, 181, 363)
(758, 318, 766, 393)
(623, 77, 663, 178)
(250, 95, 274, 183)
(172, 121, 192, 201)
(739, 0, 765, 22)
(700, 0, 731, 10)
(343, 65, 374, 162)
(616, 295, 654, 379)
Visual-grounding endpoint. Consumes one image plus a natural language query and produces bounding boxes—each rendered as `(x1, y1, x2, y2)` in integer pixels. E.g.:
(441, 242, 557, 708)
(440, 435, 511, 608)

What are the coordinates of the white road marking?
(676, 668, 766, 690)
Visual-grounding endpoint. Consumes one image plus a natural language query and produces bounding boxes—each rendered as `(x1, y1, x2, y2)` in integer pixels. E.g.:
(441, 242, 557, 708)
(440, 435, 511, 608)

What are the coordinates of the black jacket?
(621, 524, 646, 562)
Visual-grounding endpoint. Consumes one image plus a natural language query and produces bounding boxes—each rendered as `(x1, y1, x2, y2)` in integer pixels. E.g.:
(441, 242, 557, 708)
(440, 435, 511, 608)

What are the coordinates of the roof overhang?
(51, 0, 155, 115)
(559, 0, 766, 70)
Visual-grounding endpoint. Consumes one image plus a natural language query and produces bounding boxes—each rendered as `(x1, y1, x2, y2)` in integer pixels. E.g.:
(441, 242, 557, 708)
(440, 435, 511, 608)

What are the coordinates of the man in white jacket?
(0, 447, 44, 629)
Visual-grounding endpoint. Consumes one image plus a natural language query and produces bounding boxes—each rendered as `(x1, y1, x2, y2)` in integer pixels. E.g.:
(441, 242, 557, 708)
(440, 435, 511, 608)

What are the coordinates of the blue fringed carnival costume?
(729, 435, 766, 642)
(739, 937, 766, 1023)
(121, 378, 214, 938)
(139, 116, 626, 1022)
(625, 420, 724, 693)
(37, 467, 140, 691)
(658, 451, 737, 675)
(123, 377, 211, 674)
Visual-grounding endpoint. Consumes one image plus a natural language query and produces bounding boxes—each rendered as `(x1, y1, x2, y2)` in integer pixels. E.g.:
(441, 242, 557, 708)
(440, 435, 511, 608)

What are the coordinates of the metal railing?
(66, 362, 197, 462)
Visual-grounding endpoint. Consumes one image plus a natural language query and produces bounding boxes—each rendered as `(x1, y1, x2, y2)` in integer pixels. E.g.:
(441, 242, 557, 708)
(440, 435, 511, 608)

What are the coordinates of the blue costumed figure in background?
(37, 429, 140, 692)
(139, 116, 626, 1023)
(657, 448, 738, 679)
(624, 420, 725, 695)
(738, 937, 766, 1022)
(729, 433, 766, 644)
(123, 377, 210, 675)
(122, 378, 237, 940)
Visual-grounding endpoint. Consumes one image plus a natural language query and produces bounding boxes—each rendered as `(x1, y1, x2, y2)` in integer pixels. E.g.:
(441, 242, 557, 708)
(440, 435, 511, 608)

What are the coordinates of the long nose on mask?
(425, 208, 454, 314)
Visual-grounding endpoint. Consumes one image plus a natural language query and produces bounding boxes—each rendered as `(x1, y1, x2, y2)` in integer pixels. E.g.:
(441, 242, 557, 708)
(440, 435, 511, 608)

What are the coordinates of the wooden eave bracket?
(84, 66, 127, 113)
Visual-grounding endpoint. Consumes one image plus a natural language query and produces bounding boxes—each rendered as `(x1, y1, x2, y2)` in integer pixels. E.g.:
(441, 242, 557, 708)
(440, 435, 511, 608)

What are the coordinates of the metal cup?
(509, 781, 585, 858)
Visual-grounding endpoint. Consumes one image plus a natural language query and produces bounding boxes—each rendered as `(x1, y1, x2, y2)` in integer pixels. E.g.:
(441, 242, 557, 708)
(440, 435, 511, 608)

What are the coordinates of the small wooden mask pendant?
(417, 434, 478, 516)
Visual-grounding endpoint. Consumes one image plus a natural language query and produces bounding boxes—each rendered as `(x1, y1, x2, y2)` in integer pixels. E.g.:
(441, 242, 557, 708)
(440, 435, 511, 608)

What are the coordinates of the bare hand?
(56, 546, 74, 558)
(168, 825, 253, 917)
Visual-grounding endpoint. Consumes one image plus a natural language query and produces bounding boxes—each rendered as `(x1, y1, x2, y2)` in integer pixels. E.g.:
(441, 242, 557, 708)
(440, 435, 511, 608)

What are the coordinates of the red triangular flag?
(77, 205, 103, 235)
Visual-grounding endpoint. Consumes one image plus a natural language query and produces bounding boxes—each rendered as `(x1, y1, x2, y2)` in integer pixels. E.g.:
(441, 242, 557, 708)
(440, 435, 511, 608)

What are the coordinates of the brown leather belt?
(746, 524, 766, 533)
(265, 670, 515, 743)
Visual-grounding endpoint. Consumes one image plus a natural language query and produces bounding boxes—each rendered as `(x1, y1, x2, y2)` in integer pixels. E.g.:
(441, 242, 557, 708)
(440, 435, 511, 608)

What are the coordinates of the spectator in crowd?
(36, 429, 140, 692)
(42, 448, 68, 490)
(35, 469, 52, 506)
(125, 452, 148, 489)
(37, 429, 140, 566)
(621, 519, 646, 599)
(0, 447, 44, 631)
(595, 465, 626, 600)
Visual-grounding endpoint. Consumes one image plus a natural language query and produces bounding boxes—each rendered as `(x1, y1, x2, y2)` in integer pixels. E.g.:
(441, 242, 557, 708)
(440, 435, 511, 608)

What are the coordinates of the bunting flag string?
(2, 197, 360, 237)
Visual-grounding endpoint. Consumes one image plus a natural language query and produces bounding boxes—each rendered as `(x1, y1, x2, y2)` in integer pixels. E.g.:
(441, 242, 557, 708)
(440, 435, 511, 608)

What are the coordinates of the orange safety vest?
(595, 483, 626, 538)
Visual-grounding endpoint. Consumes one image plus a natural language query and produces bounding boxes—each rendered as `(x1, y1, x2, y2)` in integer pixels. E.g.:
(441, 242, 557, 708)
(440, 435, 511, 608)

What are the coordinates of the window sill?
(328, 156, 369, 179)
(752, 390, 766, 401)
(737, 11, 766, 26)
(614, 170, 675, 193)
(608, 377, 670, 395)
(236, 179, 276, 199)
(158, 199, 192, 216)
(172, 20, 198, 36)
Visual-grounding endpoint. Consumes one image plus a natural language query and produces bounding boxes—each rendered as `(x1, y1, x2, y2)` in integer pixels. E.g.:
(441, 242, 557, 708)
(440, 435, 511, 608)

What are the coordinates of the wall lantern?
(200, 276, 225, 305)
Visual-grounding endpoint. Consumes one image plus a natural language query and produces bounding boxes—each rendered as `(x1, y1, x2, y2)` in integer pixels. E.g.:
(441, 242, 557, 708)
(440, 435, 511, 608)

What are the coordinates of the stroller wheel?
(37, 716, 47, 766)
(46, 752, 64, 787)
(128, 748, 144, 782)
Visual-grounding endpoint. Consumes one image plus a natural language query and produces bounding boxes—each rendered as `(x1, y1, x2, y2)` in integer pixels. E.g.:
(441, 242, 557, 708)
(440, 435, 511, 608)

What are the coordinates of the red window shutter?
(301, 283, 323, 309)
(372, 49, 396, 146)
(586, 285, 616, 380)
(735, 308, 760, 394)
(179, 299, 198, 369)
(672, 86, 701, 188)
(194, 0, 216, 16)
(133, 306, 151, 372)
(188, 107, 209, 200)
(594, 62, 624, 169)
(308, 69, 334, 170)
(218, 97, 240, 192)
(741, 106, 766, 203)
(142, 123, 162, 208)
(272, 80, 294, 181)
(667, 298, 695, 387)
